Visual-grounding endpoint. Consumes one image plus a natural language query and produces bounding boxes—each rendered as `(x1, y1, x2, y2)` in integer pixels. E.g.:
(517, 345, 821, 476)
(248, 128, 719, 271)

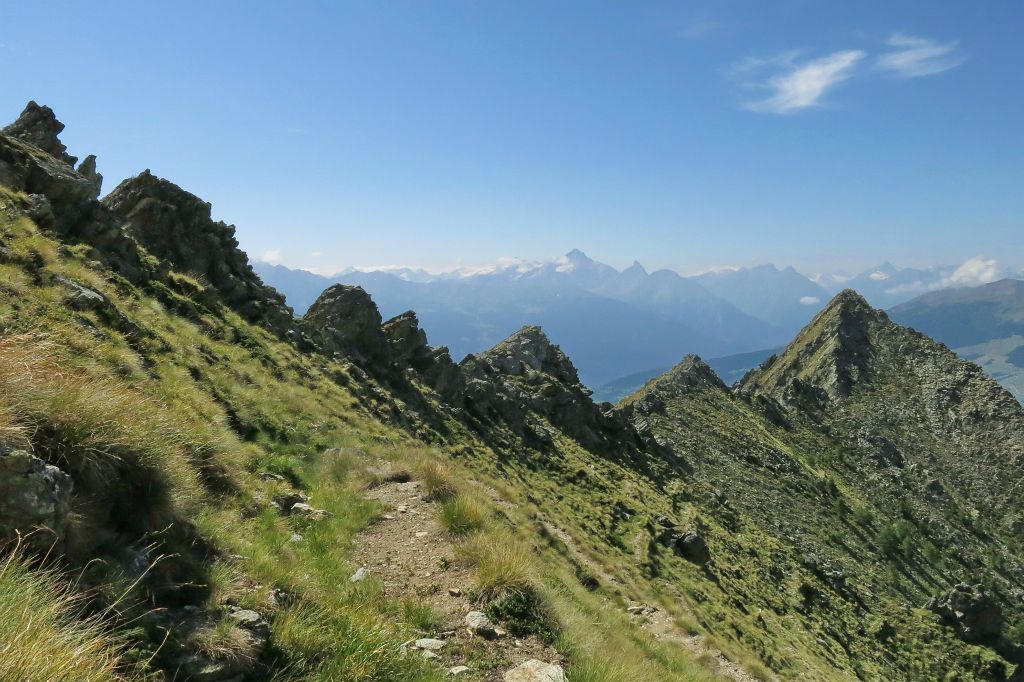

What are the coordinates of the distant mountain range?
(255, 252, 1018, 388)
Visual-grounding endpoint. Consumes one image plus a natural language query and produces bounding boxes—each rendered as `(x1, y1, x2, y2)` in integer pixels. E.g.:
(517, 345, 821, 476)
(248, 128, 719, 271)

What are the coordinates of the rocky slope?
(620, 290, 1024, 680)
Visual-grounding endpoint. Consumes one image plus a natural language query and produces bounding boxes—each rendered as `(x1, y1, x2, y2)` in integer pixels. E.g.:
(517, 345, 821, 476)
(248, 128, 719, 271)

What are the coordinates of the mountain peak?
(739, 289, 884, 404)
(623, 260, 647, 276)
(480, 325, 580, 385)
(565, 248, 591, 261)
(2, 101, 77, 166)
(657, 354, 726, 393)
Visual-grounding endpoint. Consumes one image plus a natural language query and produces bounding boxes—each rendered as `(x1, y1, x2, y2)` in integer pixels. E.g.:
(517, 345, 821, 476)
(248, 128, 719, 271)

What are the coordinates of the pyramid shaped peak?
(738, 289, 885, 404)
(481, 325, 579, 384)
(651, 354, 726, 394)
(623, 260, 647, 276)
(565, 248, 591, 261)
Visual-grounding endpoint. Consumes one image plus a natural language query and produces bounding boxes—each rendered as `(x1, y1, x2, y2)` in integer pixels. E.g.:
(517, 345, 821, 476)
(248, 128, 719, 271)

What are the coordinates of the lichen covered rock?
(0, 445, 72, 553)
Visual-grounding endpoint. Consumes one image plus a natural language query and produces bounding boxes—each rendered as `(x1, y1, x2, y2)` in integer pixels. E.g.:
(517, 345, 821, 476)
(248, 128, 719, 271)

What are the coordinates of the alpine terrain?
(1, 102, 1022, 682)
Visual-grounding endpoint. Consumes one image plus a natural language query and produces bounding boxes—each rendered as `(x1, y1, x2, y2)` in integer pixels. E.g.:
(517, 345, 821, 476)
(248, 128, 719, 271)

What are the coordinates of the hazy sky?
(2, 1, 1021, 275)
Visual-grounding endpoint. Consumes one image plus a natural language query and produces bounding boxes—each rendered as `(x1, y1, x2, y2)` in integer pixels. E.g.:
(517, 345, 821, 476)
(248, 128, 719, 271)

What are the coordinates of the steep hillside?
(0, 102, 737, 682)
(3, 101, 1023, 682)
(620, 291, 1024, 680)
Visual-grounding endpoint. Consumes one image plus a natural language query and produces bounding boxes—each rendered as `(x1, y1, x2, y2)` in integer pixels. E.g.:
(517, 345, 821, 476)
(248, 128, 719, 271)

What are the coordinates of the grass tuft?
(439, 494, 487, 536)
(0, 550, 136, 682)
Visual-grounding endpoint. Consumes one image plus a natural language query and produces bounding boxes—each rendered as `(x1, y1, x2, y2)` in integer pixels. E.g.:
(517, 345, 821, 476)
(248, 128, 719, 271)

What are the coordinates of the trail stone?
(349, 567, 369, 583)
(450, 666, 471, 676)
(415, 638, 447, 651)
(503, 659, 566, 682)
(465, 610, 497, 638)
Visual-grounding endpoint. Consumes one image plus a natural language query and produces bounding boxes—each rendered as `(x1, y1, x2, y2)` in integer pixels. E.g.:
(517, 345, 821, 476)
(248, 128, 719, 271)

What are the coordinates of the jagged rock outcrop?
(0, 444, 72, 554)
(103, 170, 300, 335)
(2, 101, 78, 166)
(460, 326, 648, 454)
(303, 284, 390, 366)
(0, 102, 154, 281)
(928, 584, 1004, 644)
(382, 310, 463, 397)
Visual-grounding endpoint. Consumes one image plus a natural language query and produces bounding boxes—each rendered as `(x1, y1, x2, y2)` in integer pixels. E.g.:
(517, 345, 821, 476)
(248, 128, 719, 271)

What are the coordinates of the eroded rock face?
(928, 583, 1004, 644)
(461, 326, 645, 454)
(0, 445, 72, 553)
(382, 310, 464, 398)
(303, 284, 390, 366)
(2, 101, 77, 166)
(103, 170, 298, 333)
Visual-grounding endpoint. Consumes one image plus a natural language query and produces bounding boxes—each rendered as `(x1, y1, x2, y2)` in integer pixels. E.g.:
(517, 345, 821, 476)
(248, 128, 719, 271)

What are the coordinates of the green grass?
(0, 189, 747, 681)
(438, 493, 487, 536)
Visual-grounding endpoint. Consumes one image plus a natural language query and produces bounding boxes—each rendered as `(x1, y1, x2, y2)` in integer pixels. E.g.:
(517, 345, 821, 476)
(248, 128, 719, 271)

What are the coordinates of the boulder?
(302, 284, 389, 366)
(927, 583, 1004, 643)
(465, 610, 498, 638)
(55, 275, 108, 311)
(0, 445, 72, 553)
(503, 659, 566, 682)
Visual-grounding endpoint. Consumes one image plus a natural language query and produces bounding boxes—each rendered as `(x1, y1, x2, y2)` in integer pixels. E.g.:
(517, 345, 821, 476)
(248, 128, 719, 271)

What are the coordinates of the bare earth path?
(350, 478, 561, 680)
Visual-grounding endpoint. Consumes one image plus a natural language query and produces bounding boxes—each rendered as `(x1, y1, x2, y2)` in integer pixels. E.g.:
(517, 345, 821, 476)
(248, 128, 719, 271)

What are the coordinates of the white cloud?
(799, 295, 821, 305)
(942, 256, 1000, 287)
(868, 270, 890, 281)
(743, 50, 866, 114)
(877, 34, 964, 78)
(260, 249, 282, 264)
(310, 251, 322, 258)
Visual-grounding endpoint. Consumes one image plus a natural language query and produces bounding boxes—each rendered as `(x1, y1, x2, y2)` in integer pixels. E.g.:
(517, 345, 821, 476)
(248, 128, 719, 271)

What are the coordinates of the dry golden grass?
(411, 453, 458, 501)
(456, 531, 535, 599)
(0, 331, 205, 517)
(0, 550, 136, 682)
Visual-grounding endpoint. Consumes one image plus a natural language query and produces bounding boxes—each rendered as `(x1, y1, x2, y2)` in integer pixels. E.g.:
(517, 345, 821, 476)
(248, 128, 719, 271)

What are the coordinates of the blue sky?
(2, 1, 1021, 276)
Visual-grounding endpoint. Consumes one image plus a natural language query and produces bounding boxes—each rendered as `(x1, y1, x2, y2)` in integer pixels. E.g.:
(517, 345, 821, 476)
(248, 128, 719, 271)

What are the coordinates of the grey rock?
(290, 502, 328, 520)
(465, 610, 497, 638)
(2, 101, 77, 165)
(75, 154, 102, 198)
(414, 638, 447, 651)
(450, 666, 472, 676)
(0, 446, 72, 554)
(349, 566, 369, 583)
(55, 275, 107, 311)
(302, 285, 389, 367)
(503, 659, 567, 682)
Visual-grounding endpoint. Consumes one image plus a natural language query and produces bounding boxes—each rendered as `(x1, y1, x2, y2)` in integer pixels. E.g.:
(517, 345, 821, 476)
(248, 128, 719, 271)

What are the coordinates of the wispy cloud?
(740, 50, 866, 114)
(260, 249, 282, 264)
(877, 34, 964, 78)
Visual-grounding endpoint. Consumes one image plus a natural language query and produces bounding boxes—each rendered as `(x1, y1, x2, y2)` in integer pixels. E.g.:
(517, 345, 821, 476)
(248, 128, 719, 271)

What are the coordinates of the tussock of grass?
(439, 493, 487, 536)
(412, 454, 458, 501)
(457, 532, 534, 599)
(0, 332, 205, 521)
(0, 551, 135, 682)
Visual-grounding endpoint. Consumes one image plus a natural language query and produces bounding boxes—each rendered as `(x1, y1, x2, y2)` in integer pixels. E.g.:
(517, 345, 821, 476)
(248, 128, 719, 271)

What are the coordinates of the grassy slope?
(0, 187, 728, 680)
